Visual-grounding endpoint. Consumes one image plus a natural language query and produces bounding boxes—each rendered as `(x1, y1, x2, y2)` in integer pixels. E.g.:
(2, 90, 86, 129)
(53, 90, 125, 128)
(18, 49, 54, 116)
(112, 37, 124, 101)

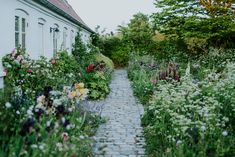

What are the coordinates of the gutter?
(33, 0, 94, 33)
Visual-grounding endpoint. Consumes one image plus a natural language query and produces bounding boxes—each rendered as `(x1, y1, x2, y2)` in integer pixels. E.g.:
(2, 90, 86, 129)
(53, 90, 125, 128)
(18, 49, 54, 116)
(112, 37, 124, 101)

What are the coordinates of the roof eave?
(33, 0, 94, 33)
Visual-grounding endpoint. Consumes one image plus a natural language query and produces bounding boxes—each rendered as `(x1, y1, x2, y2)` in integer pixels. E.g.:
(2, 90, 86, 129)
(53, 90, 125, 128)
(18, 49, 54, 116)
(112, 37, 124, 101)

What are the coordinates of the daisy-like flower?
(5, 102, 12, 108)
(46, 121, 51, 127)
(176, 140, 182, 145)
(222, 131, 228, 137)
(16, 110, 20, 115)
(201, 125, 206, 132)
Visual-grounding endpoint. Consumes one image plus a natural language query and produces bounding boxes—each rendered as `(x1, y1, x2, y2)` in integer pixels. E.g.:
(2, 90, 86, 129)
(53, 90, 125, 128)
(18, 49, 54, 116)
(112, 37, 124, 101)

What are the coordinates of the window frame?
(63, 27, 68, 50)
(15, 9, 28, 49)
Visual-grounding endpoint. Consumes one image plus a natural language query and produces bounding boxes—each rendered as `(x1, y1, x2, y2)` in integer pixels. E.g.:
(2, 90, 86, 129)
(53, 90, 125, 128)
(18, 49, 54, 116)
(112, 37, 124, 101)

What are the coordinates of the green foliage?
(153, 0, 235, 52)
(0, 47, 103, 156)
(94, 53, 114, 71)
(121, 13, 155, 55)
(72, 31, 87, 62)
(0, 31, 113, 156)
(97, 36, 130, 67)
(128, 53, 235, 156)
(85, 72, 110, 100)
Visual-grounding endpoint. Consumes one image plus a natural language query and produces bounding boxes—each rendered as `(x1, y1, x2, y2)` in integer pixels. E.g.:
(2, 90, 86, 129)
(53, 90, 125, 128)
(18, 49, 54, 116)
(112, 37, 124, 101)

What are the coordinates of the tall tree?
(152, 0, 235, 45)
(123, 13, 154, 55)
(199, 0, 234, 17)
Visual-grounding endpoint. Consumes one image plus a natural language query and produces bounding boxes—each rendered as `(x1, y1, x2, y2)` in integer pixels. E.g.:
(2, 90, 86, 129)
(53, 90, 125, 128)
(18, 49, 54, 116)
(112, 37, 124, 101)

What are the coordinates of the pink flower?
(27, 69, 33, 73)
(3, 69, 7, 76)
(16, 55, 23, 62)
(61, 132, 69, 142)
(11, 49, 17, 57)
(51, 59, 56, 65)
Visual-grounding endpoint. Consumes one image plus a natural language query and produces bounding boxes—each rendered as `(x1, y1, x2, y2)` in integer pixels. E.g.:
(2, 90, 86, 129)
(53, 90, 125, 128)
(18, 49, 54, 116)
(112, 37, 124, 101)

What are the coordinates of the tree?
(199, 0, 234, 17)
(152, 0, 235, 49)
(72, 31, 90, 66)
(122, 13, 155, 55)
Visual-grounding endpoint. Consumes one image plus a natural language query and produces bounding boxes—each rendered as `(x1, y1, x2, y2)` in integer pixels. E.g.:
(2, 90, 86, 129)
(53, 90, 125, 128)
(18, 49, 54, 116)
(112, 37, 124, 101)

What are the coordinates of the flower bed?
(128, 51, 235, 156)
(0, 48, 107, 156)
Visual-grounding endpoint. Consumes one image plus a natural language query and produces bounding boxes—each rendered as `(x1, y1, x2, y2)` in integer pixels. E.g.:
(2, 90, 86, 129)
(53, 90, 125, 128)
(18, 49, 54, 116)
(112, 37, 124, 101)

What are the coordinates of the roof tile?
(47, 0, 90, 30)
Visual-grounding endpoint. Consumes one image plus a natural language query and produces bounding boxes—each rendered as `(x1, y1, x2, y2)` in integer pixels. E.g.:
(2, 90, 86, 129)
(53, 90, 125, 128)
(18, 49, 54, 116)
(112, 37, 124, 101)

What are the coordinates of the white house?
(0, 0, 93, 88)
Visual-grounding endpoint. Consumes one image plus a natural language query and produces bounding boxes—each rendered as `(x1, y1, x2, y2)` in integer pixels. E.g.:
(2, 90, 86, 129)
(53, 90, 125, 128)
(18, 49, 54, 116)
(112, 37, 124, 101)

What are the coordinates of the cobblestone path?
(93, 69, 146, 157)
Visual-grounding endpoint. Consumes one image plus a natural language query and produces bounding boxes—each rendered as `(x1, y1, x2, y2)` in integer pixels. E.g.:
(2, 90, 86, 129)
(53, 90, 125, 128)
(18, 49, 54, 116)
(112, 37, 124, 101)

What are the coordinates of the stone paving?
(93, 69, 146, 157)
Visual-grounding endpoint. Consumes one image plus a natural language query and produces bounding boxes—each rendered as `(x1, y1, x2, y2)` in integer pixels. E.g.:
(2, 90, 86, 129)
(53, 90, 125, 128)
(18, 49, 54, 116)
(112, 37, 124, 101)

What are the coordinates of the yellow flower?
(71, 91, 77, 98)
(79, 88, 85, 95)
(79, 88, 89, 95)
(75, 83, 84, 89)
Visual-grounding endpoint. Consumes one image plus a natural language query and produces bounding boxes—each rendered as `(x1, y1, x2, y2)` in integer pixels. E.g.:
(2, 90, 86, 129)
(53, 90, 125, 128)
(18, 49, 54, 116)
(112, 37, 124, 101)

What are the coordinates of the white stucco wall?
(0, 0, 91, 88)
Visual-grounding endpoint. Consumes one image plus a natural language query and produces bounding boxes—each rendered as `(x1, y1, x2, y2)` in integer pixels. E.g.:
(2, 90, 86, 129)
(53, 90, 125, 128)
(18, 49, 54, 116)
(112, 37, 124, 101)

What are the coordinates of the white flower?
(222, 131, 228, 136)
(37, 95, 45, 104)
(27, 108, 34, 117)
(16, 110, 20, 115)
(61, 117, 66, 124)
(79, 135, 85, 140)
(31, 144, 38, 149)
(5, 102, 12, 108)
(56, 143, 63, 151)
(176, 140, 182, 145)
(46, 121, 51, 127)
(66, 125, 71, 130)
(68, 108, 73, 112)
(201, 125, 206, 132)
(53, 99, 62, 107)
(39, 144, 45, 150)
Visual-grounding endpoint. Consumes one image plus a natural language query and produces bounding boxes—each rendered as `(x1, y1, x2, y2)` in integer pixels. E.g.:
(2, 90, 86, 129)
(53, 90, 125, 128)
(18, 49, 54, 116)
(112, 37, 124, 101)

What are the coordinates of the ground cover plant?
(128, 49, 235, 156)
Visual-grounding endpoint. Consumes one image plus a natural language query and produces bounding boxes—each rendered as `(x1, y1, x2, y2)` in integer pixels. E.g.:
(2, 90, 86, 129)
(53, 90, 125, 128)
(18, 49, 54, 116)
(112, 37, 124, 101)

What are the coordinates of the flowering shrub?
(128, 54, 235, 156)
(0, 80, 101, 156)
(0, 48, 105, 156)
(1, 31, 114, 156)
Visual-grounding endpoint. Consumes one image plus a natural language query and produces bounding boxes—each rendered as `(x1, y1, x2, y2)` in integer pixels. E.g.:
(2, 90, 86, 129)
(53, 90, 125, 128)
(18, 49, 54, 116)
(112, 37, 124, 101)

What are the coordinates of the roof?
(34, 0, 93, 33)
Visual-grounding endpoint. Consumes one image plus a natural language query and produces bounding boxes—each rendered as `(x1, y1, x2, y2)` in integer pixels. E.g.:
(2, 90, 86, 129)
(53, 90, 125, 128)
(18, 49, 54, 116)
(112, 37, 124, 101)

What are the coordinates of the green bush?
(0, 31, 113, 156)
(0, 47, 102, 156)
(94, 53, 114, 71)
(128, 53, 235, 157)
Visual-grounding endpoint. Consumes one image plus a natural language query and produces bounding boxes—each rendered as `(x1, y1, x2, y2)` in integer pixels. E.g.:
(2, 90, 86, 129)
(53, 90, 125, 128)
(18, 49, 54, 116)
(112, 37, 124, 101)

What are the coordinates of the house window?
(22, 18, 26, 48)
(38, 23, 44, 56)
(52, 24, 59, 56)
(15, 9, 28, 49)
(15, 16, 20, 47)
(15, 16, 26, 48)
(63, 27, 68, 50)
(38, 18, 46, 56)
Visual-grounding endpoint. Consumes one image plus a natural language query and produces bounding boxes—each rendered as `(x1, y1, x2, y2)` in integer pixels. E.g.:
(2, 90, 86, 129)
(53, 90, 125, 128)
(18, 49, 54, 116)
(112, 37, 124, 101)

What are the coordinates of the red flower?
(86, 64, 95, 73)
(51, 59, 56, 65)
(27, 69, 33, 73)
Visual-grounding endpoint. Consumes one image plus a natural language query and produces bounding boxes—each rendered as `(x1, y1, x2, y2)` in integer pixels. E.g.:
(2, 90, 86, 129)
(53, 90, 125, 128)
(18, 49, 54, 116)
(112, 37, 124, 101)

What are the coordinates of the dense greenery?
(124, 1, 235, 156)
(0, 32, 113, 156)
(128, 49, 235, 156)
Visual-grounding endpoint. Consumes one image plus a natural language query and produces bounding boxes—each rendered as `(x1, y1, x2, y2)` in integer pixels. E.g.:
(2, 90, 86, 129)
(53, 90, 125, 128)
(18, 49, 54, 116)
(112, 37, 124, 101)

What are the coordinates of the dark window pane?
(22, 33, 26, 48)
(15, 16, 19, 31)
(22, 18, 26, 32)
(15, 32, 19, 47)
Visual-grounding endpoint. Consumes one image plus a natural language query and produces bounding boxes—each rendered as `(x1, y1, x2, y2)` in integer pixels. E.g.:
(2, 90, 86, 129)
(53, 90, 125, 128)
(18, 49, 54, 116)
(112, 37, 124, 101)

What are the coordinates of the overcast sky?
(67, 0, 156, 33)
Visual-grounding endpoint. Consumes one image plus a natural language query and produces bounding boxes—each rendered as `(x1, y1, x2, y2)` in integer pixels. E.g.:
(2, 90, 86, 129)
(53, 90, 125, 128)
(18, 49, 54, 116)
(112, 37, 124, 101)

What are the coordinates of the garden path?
(93, 69, 146, 157)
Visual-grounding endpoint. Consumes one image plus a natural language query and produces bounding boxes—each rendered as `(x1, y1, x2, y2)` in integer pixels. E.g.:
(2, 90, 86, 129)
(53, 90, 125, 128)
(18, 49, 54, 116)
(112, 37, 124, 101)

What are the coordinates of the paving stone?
(92, 69, 146, 156)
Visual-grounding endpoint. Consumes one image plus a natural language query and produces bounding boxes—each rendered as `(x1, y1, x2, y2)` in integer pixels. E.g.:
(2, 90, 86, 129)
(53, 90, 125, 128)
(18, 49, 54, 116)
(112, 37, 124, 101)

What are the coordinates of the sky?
(67, 0, 156, 33)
